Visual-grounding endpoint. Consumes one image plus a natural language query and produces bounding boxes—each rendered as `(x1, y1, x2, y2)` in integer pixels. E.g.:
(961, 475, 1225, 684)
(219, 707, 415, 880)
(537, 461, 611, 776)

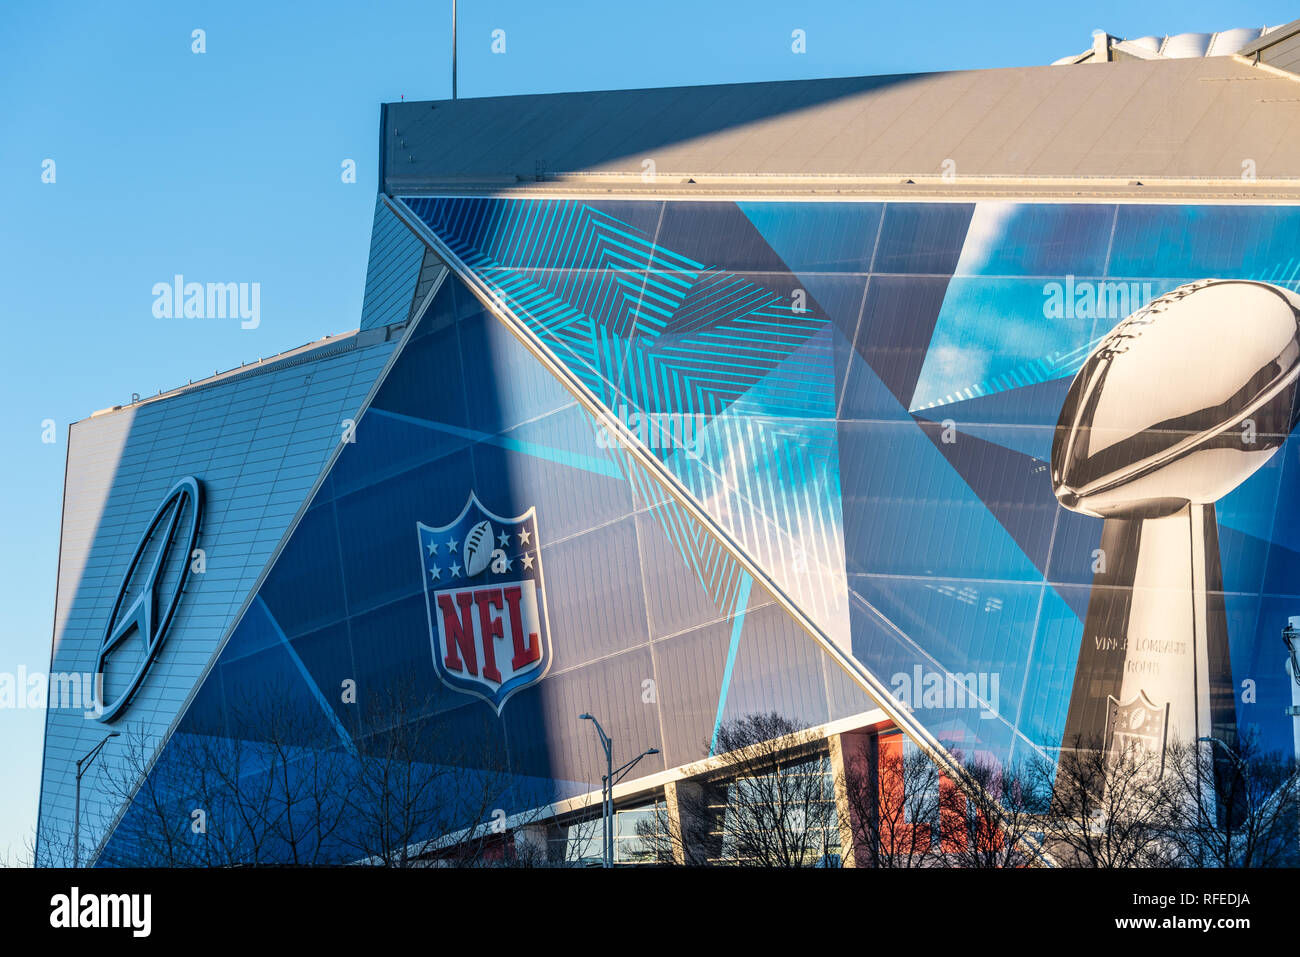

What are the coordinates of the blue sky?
(2, 0, 1295, 863)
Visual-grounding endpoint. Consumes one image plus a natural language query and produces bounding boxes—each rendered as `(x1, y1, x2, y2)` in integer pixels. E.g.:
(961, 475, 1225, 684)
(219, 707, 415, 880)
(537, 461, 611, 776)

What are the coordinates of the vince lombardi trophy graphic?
(1052, 279, 1300, 772)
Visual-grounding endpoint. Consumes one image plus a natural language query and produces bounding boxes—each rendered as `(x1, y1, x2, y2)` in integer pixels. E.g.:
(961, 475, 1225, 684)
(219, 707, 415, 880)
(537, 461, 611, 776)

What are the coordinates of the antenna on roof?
(452, 0, 458, 100)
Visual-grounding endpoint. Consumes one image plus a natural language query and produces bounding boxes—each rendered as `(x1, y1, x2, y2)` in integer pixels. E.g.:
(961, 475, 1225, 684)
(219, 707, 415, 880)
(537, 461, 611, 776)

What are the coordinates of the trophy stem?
(1059, 504, 1235, 775)
(1189, 503, 1213, 749)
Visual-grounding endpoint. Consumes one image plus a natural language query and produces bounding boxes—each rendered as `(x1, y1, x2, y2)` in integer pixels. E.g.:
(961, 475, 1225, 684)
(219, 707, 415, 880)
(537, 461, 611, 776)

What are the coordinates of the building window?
(615, 804, 667, 864)
(557, 801, 668, 865)
(704, 753, 840, 866)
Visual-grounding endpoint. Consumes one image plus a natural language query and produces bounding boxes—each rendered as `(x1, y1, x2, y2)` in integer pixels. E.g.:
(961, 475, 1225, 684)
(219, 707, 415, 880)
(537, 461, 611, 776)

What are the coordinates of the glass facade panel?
(45, 195, 1300, 866)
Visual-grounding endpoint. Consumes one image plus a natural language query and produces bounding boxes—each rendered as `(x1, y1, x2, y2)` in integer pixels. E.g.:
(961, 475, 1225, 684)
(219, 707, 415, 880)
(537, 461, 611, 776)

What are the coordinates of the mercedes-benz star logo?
(93, 476, 203, 722)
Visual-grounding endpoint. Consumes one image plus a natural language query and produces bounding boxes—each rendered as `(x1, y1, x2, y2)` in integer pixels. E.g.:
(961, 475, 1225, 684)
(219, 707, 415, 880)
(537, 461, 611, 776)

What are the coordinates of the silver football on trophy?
(1052, 279, 1300, 519)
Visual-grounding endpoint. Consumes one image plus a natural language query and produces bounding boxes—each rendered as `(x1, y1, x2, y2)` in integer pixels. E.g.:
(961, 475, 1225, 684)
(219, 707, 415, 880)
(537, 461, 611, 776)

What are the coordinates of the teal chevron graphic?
(404, 196, 849, 648)
(613, 442, 750, 614)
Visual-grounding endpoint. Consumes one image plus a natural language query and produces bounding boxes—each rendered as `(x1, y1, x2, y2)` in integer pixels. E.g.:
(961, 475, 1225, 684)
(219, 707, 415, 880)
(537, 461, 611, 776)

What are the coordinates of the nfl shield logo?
(417, 493, 552, 713)
(1104, 691, 1170, 773)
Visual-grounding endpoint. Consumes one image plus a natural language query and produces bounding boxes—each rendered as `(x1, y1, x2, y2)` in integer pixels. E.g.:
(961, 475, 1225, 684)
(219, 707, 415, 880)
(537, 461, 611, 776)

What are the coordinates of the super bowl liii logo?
(417, 494, 552, 713)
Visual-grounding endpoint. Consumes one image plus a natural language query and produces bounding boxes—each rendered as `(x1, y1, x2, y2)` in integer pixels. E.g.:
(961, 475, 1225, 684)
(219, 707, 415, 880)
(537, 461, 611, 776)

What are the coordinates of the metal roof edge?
(388, 177, 1300, 203)
(1238, 17, 1300, 57)
(81, 324, 405, 425)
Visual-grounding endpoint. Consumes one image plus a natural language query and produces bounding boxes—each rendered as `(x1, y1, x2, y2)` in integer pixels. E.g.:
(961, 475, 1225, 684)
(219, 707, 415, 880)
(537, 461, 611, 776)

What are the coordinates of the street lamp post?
(579, 713, 658, 867)
(74, 732, 119, 868)
(1284, 619, 1300, 747)
(579, 713, 613, 866)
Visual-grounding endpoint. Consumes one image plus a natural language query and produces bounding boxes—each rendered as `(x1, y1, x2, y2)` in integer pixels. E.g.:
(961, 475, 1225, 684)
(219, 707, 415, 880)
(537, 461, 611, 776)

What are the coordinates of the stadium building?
(36, 19, 1300, 865)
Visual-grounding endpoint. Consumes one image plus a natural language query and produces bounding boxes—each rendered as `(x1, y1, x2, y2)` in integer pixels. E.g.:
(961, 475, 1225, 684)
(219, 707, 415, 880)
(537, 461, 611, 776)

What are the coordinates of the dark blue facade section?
(96, 197, 1300, 865)
(101, 269, 873, 865)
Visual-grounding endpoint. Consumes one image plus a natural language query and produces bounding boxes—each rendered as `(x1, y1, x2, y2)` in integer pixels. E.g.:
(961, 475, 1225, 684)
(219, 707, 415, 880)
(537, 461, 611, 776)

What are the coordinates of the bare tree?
(96, 720, 206, 866)
(27, 819, 79, 868)
(1038, 735, 1176, 868)
(238, 692, 354, 866)
(342, 677, 612, 868)
(936, 752, 1048, 868)
(95, 683, 357, 866)
(343, 679, 485, 866)
(632, 786, 697, 866)
(1162, 735, 1300, 868)
(839, 737, 945, 868)
(42, 670, 636, 869)
(640, 713, 839, 867)
(510, 793, 608, 868)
